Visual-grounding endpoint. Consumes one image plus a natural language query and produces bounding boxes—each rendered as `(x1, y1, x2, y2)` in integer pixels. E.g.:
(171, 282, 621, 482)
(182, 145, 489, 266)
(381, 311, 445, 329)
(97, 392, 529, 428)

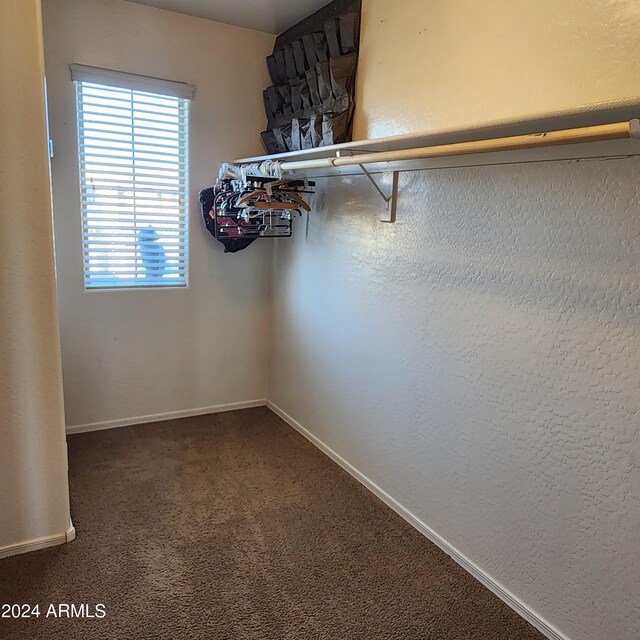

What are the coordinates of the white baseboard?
(66, 399, 267, 434)
(0, 524, 76, 560)
(266, 400, 569, 640)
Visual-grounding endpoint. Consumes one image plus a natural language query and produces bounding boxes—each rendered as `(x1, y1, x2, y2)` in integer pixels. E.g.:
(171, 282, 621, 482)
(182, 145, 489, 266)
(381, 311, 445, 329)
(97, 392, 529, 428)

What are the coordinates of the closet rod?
(278, 119, 640, 172)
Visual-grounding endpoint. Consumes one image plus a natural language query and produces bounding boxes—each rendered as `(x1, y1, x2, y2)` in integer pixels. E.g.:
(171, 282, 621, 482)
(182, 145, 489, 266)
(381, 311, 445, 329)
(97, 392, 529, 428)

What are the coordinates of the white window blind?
(74, 68, 192, 289)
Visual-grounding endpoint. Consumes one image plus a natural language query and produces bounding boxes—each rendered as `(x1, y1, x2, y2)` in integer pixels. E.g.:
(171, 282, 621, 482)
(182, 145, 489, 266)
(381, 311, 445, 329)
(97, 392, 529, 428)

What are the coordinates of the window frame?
(71, 66, 194, 291)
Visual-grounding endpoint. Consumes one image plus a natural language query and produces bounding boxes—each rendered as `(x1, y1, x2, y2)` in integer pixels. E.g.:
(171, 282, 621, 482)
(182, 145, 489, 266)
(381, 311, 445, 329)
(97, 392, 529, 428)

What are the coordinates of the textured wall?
(0, 0, 72, 552)
(270, 2, 640, 638)
(269, 158, 640, 640)
(42, 0, 275, 428)
(355, 0, 640, 138)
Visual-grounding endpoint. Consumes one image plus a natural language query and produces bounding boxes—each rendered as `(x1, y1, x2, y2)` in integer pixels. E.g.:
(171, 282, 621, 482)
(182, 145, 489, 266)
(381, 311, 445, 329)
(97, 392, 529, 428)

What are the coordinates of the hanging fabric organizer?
(260, 0, 361, 154)
(199, 1, 360, 254)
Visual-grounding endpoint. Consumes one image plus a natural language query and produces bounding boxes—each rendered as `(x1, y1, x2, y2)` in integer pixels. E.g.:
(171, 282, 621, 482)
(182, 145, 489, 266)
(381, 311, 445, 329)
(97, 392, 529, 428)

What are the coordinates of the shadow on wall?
(307, 161, 640, 325)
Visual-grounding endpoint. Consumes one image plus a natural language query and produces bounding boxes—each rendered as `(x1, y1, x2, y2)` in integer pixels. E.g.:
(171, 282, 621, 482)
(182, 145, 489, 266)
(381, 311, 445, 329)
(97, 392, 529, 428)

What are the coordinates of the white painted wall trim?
(266, 401, 570, 640)
(66, 400, 267, 434)
(0, 524, 76, 560)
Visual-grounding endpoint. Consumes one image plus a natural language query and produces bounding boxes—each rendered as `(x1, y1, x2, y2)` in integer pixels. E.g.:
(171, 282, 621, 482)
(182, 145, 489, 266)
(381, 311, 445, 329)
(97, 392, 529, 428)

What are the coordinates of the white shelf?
(235, 98, 640, 178)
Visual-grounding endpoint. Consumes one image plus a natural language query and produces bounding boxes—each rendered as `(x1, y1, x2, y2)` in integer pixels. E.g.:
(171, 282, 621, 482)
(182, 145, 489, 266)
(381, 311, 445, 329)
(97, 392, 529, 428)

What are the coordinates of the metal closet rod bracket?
(336, 150, 399, 223)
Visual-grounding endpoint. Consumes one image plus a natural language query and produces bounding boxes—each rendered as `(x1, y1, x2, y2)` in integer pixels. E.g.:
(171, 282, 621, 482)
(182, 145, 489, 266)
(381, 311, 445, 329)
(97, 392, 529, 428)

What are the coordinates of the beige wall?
(270, 2, 640, 639)
(354, 0, 640, 138)
(0, 0, 72, 555)
(42, 0, 275, 429)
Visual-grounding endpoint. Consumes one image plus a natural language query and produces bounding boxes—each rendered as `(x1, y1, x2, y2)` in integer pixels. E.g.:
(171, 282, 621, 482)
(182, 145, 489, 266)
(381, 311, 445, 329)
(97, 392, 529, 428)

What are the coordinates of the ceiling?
(126, 0, 330, 34)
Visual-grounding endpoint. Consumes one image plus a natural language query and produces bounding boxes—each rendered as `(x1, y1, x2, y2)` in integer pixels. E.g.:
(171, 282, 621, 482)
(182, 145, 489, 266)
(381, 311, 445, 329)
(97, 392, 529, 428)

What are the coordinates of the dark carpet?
(0, 407, 544, 639)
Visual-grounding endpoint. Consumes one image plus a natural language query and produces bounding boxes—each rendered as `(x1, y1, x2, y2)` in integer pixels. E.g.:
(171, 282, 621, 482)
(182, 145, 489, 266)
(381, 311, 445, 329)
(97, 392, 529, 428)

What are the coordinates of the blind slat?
(79, 125, 183, 138)
(79, 109, 183, 127)
(84, 262, 187, 268)
(84, 248, 186, 254)
(83, 227, 186, 234)
(79, 98, 182, 111)
(85, 283, 187, 289)
(80, 144, 183, 160)
(85, 271, 186, 276)
(84, 251, 187, 257)
(83, 224, 187, 232)
(82, 200, 183, 209)
(82, 185, 180, 196)
(83, 241, 182, 247)
(80, 151, 186, 166)
(81, 168, 186, 178)
(81, 136, 183, 151)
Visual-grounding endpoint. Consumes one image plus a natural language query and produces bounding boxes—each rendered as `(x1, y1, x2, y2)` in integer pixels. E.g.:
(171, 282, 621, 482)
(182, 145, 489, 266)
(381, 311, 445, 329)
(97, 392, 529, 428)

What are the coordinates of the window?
(72, 66, 193, 289)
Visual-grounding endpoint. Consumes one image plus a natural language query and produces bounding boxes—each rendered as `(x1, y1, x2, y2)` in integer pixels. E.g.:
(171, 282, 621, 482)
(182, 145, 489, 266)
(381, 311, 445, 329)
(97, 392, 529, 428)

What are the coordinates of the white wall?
(355, 0, 640, 139)
(0, 0, 72, 555)
(269, 2, 640, 639)
(42, 0, 275, 429)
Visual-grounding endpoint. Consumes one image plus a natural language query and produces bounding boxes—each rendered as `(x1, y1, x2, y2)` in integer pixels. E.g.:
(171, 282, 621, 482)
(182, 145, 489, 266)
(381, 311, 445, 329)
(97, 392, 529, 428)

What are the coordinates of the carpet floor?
(0, 407, 544, 639)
